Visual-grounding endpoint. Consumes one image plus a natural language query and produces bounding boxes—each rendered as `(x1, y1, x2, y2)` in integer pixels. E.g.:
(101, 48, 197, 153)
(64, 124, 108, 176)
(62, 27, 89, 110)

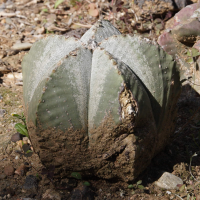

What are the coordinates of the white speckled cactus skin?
(22, 20, 181, 182)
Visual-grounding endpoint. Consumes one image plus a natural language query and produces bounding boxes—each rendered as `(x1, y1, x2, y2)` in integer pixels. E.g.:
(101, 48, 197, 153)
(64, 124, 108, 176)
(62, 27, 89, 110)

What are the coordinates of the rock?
(0, 49, 6, 59)
(4, 165, 15, 176)
(132, 0, 191, 22)
(0, 109, 6, 118)
(42, 189, 61, 200)
(0, 173, 6, 179)
(155, 172, 183, 190)
(2, 72, 23, 87)
(71, 185, 94, 200)
(15, 164, 29, 176)
(11, 132, 22, 142)
(23, 175, 38, 190)
(64, 28, 88, 39)
(174, 0, 188, 9)
(16, 140, 23, 149)
(11, 42, 32, 50)
(35, 27, 45, 34)
(133, 0, 189, 9)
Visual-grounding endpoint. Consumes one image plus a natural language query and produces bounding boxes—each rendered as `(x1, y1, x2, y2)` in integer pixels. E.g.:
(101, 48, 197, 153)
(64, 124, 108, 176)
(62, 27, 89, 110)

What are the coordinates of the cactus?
(158, 3, 200, 93)
(22, 20, 181, 182)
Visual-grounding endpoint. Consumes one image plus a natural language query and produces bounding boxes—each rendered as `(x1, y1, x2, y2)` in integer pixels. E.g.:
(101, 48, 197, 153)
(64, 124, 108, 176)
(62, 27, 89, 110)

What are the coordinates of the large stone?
(132, 0, 191, 22)
(155, 172, 183, 190)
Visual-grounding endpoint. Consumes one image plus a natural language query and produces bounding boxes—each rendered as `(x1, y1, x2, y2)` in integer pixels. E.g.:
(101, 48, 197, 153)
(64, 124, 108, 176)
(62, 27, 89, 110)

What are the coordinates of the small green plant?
(69, 0, 80, 7)
(71, 172, 91, 186)
(12, 113, 26, 124)
(128, 180, 145, 190)
(12, 113, 33, 157)
(21, 143, 33, 157)
(12, 113, 29, 137)
(40, 8, 48, 14)
(54, 0, 64, 9)
(46, 29, 54, 34)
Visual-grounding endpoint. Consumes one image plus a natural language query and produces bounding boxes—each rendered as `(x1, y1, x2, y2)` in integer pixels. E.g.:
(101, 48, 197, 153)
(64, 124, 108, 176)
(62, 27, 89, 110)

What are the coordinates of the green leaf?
(137, 180, 142, 185)
(155, 23, 163, 31)
(128, 184, 134, 189)
(83, 181, 91, 186)
(187, 48, 200, 57)
(26, 150, 33, 154)
(15, 123, 28, 137)
(186, 57, 193, 63)
(187, 193, 190, 200)
(24, 151, 33, 157)
(187, 50, 191, 56)
(42, 8, 48, 13)
(137, 185, 145, 190)
(12, 113, 21, 118)
(71, 172, 82, 180)
(179, 184, 185, 192)
(70, 0, 80, 7)
(191, 48, 200, 57)
(54, 0, 64, 9)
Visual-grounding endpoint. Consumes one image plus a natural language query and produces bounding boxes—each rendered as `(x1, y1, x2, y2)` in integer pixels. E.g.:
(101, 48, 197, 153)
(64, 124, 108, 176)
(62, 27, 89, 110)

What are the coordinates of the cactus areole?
(22, 20, 181, 182)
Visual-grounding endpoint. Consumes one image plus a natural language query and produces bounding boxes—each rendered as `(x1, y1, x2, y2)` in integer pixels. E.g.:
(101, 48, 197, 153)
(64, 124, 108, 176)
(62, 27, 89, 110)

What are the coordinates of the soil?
(0, 0, 200, 199)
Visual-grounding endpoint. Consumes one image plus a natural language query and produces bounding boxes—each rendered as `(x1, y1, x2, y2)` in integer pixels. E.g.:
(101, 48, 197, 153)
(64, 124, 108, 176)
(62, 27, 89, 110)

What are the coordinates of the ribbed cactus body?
(22, 20, 181, 181)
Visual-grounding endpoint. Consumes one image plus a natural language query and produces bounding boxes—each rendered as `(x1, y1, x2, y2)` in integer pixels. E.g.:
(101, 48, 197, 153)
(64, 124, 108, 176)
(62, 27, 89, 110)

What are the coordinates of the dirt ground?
(0, 0, 200, 199)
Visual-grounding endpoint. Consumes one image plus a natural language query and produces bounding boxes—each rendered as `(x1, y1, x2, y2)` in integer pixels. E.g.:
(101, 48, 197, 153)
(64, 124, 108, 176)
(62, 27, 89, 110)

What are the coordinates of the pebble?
(15, 164, 29, 176)
(42, 189, 61, 200)
(11, 132, 22, 142)
(0, 173, 7, 179)
(155, 172, 183, 190)
(15, 155, 19, 160)
(23, 175, 38, 190)
(35, 27, 45, 34)
(4, 165, 14, 176)
(11, 42, 32, 50)
(0, 109, 6, 118)
(71, 185, 94, 200)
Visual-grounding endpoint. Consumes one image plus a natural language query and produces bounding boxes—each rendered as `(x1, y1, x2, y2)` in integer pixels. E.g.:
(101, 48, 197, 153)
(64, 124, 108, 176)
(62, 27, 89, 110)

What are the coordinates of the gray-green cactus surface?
(22, 20, 181, 182)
